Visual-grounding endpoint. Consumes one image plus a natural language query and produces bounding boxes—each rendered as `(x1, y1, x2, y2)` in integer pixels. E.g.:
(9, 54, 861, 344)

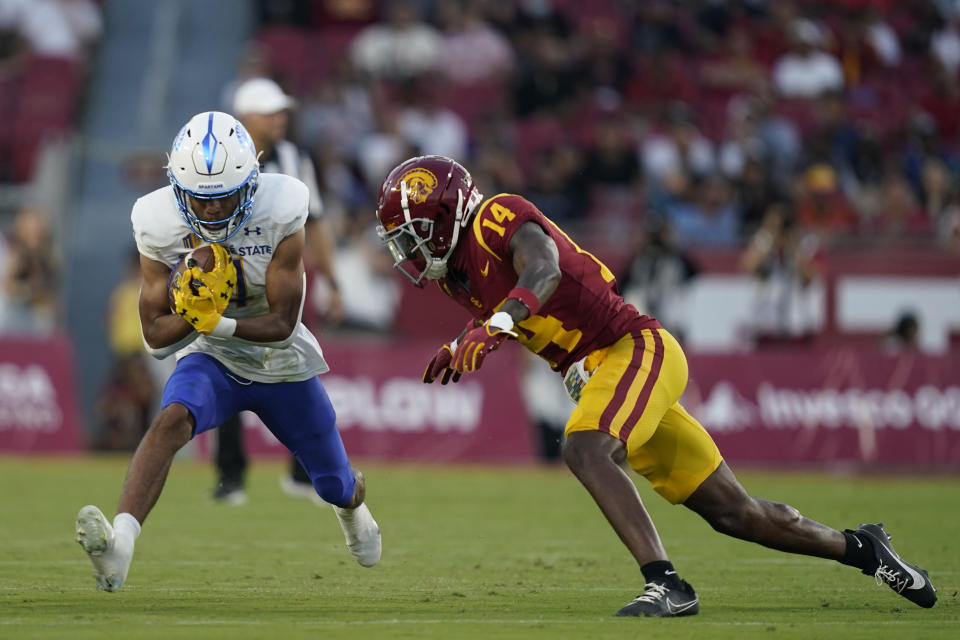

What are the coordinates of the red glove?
(451, 311, 518, 374)
(423, 318, 478, 384)
(423, 340, 461, 384)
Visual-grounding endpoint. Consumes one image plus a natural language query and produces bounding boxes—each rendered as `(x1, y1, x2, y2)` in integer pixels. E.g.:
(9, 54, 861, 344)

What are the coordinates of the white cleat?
(75, 505, 133, 592)
(333, 503, 381, 567)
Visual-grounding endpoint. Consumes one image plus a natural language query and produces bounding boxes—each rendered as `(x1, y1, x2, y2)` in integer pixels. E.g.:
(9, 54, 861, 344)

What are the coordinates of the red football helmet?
(376, 155, 484, 287)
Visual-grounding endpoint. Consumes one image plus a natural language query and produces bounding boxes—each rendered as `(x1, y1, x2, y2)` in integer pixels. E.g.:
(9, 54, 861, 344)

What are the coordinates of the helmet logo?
(201, 112, 219, 173)
(397, 168, 437, 204)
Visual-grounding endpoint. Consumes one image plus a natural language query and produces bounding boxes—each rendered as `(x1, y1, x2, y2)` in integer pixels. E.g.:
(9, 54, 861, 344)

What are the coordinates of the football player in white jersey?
(74, 111, 381, 592)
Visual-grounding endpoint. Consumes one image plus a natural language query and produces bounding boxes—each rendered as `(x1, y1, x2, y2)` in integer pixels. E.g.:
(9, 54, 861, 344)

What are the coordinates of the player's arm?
(501, 221, 561, 323)
(138, 254, 197, 358)
(230, 228, 306, 346)
(448, 222, 560, 375)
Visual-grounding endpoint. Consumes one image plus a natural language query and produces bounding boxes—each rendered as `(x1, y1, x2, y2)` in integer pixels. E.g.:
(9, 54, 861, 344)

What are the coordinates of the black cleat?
(615, 579, 700, 617)
(850, 523, 937, 608)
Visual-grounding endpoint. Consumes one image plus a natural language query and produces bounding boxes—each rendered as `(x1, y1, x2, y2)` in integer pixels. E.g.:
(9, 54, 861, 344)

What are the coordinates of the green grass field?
(1, 456, 956, 639)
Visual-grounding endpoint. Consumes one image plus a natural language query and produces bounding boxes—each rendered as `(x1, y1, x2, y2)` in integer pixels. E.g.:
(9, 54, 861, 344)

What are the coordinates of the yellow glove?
(192, 243, 237, 314)
(172, 271, 223, 334)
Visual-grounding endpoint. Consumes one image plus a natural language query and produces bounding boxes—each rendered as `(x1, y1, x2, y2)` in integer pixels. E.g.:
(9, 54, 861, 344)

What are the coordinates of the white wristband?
(487, 311, 518, 337)
(209, 316, 237, 337)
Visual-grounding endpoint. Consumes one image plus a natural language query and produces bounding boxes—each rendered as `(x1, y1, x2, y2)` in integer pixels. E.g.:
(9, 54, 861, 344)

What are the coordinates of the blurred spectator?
(106, 249, 146, 359)
(922, 157, 960, 231)
(0, 0, 102, 61)
(699, 26, 767, 102)
(355, 98, 417, 191)
(882, 310, 921, 353)
(435, 0, 515, 85)
(902, 111, 958, 203)
(94, 249, 156, 452)
(575, 15, 632, 104)
(619, 221, 699, 341)
(772, 18, 844, 99)
(631, 0, 691, 53)
(332, 220, 401, 333)
(219, 41, 272, 113)
(835, 6, 901, 87)
(641, 101, 716, 200)
(92, 353, 156, 451)
(718, 88, 802, 194)
(298, 62, 375, 158)
(349, 0, 440, 79)
(233, 76, 343, 325)
(395, 77, 469, 160)
(740, 205, 824, 344)
(929, 10, 960, 76)
(869, 168, 932, 241)
(792, 163, 858, 240)
(0, 12, 28, 73)
(509, 2, 580, 118)
(524, 145, 585, 224)
(918, 59, 960, 143)
(730, 156, 787, 236)
(625, 49, 698, 121)
(0, 206, 59, 335)
(581, 112, 641, 189)
(936, 195, 960, 251)
(663, 173, 741, 247)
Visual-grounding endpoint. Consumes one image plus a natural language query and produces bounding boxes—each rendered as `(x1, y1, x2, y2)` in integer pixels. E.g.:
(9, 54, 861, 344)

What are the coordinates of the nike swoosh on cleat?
(665, 597, 698, 614)
(901, 565, 926, 590)
(665, 570, 677, 575)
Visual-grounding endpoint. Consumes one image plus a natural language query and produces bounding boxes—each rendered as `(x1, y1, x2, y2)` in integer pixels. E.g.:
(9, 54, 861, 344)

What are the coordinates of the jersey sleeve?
(271, 175, 310, 238)
(130, 192, 171, 264)
(468, 194, 544, 265)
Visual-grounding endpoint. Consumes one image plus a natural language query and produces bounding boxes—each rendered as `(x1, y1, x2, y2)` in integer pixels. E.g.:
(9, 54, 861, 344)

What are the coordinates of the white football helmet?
(166, 111, 260, 242)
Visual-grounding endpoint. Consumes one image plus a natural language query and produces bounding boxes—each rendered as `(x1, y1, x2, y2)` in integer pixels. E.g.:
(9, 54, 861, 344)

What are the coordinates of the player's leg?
(212, 413, 247, 504)
(563, 432, 668, 566)
(563, 329, 698, 617)
(684, 453, 936, 607)
(251, 377, 380, 566)
(76, 354, 242, 591)
(684, 459, 844, 558)
(280, 455, 320, 503)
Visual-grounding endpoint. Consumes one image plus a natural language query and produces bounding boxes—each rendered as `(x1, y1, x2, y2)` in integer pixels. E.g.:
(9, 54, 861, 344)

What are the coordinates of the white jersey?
(131, 173, 330, 383)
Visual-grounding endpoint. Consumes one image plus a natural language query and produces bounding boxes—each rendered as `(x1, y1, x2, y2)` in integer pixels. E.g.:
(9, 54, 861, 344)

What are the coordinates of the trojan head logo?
(397, 168, 438, 205)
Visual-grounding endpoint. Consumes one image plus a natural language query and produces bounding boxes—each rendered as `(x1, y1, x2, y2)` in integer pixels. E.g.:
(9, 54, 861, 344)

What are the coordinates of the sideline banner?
(193, 341, 538, 464)
(197, 344, 960, 466)
(0, 336, 82, 452)
(684, 350, 960, 466)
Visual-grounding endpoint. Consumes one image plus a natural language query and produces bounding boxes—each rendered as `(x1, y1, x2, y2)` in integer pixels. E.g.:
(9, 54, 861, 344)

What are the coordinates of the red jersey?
(438, 194, 660, 373)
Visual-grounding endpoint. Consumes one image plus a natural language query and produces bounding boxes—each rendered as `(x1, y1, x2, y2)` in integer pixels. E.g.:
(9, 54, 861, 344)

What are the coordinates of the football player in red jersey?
(375, 155, 937, 616)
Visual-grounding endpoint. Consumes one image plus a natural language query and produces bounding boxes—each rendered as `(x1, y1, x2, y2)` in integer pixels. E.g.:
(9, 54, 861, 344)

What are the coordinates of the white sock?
(333, 504, 357, 520)
(113, 512, 141, 544)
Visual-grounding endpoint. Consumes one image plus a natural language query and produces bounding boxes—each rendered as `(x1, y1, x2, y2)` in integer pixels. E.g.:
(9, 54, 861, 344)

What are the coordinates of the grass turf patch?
(1, 456, 957, 639)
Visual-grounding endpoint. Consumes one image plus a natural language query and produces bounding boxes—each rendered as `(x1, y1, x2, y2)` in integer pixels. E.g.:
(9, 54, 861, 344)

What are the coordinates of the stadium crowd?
(228, 0, 960, 336)
(0, 0, 103, 334)
(2, 0, 958, 448)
